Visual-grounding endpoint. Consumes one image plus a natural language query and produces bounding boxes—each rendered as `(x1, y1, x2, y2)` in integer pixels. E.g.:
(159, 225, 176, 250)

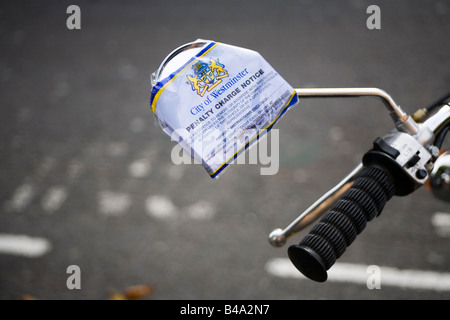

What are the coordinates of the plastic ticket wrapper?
(150, 40, 298, 178)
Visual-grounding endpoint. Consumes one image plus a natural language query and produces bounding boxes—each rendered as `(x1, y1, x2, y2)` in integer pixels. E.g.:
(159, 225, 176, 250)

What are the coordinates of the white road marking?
(6, 183, 35, 212)
(184, 200, 216, 220)
(67, 159, 84, 180)
(265, 258, 450, 291)
(106, 141, 128, 157)
(0, 234, 51, 258)
(41, 186, 68, 214)
(145, 195, 179, 220)
(35, 156, 56, 178)
(167, 165, 184, 181)
(431, 212, 450, 237)
(129, 159, 151, 178)
(98, 191, 131, 216)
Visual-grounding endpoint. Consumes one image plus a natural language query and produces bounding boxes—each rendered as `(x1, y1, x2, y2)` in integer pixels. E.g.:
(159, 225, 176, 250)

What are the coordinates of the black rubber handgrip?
(288, 166, 396, 282)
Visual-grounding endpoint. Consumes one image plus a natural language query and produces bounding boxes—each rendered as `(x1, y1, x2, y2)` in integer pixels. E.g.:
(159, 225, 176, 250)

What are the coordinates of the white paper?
(150, 41, 298, 178)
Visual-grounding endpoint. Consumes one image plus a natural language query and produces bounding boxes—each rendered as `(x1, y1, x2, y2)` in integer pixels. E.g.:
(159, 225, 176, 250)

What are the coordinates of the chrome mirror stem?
(295, 88, 419, 135)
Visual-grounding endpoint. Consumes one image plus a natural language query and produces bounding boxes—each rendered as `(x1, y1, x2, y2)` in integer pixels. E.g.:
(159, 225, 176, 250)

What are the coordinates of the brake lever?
(269, 163, 364, 247)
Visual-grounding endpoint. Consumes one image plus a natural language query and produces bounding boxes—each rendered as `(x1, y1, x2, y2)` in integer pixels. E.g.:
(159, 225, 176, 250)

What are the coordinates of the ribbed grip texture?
(288, 166, 395, 282)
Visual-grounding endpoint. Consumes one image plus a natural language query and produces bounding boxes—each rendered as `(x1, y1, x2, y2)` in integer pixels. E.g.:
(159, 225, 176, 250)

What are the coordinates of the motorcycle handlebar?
(288, 166, 396, 282)
(273, 99, 449, 283)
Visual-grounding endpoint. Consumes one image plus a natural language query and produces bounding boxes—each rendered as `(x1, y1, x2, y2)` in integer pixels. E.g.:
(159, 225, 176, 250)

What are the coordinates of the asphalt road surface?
(1, 0, 449, 300)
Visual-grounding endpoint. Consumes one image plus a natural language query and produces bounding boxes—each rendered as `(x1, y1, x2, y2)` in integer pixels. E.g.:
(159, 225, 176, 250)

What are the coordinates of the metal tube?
(268, 163, 364, 247)
(422, 104, 450, 135)
(295, 88, 419, 134)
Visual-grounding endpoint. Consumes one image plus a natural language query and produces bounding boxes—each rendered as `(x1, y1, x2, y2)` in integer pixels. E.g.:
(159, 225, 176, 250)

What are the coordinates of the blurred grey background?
(0, 0, 449, 299)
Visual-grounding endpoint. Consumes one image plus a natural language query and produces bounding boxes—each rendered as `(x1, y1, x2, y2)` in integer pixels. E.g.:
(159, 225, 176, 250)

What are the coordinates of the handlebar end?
(288, 244, 328, 282)
(268, 228, 287, 247)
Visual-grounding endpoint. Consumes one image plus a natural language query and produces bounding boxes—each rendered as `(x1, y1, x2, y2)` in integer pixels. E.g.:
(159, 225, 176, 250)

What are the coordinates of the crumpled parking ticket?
(150, 40, 298, 178)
